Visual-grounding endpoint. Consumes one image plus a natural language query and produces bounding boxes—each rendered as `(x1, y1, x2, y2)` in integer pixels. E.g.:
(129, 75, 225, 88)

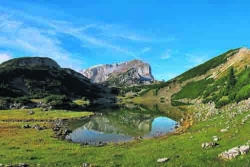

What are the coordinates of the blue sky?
(0, 0, 250, 80)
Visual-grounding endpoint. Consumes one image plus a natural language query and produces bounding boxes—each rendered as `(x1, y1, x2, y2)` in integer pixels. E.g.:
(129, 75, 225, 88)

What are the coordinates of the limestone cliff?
(80, 59, 154, 86)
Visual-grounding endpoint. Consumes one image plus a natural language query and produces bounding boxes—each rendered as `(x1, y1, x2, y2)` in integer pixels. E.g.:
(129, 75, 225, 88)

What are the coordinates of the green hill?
(0, 57, 110, 109)
(123, 47, 250, 108)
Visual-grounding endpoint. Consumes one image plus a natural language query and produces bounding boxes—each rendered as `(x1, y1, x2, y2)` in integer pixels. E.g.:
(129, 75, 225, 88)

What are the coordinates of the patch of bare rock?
(157, 157, 169, 163)
(219, 145, 250, 160)
(201, 142, 219, 149)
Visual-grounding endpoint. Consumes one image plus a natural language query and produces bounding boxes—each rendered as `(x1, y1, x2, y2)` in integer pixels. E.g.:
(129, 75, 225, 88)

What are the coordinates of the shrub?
(235, 84, 250, 102)
(43, 95, 74, 109)
(173, 79, 213, 100)
(215, 96, 230, 108)
(13, 97, 32, 105)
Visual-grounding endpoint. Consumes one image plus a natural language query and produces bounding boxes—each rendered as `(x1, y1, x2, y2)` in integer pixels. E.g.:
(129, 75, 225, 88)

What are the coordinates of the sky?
(0, 0, 250, 80)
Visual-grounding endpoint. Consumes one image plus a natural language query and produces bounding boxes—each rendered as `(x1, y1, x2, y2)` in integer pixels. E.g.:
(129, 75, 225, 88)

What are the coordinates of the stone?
(32, 125, 43, 130)
(63, 129, 72, 135)
(157, 157, 169, 163)
(212, 136, 220, 141)
(16, 163, 29, 167)
(239, 145, 250, 155)
(220, 128, 228, 132)
(219, 145, 250, 160)
(132, 136, 143, 140)
(201, 142, 218, 149)
(52, 127, 60, 132)
(96, 142, 106, 147)
(219, 148, 240, 160)
(82, 163, 89, 167)
(28, 110, 35, 115)
(23, 124, 31, 129)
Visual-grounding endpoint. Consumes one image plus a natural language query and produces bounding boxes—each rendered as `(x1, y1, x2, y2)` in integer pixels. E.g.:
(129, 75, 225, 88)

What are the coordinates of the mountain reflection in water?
(67, 107, 178, 144)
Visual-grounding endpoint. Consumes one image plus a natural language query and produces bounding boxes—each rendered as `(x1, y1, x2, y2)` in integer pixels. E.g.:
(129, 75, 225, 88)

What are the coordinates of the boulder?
(23, 124, 31, 129)
(219, 148, 240, 160)
(157, 157, 169, 163)
(219, 145, 250, 160)
(16, 163, 29, 167)
(28, 110, 35, 115)
(32, 124, 43, 130)
(52, 126, 61, 132)
(239, 145, 250, 155)
(82, 163, 89, 167)
(63, 129, 72, 135)
(212, 136, 220, 141)
(5, 165, 13, 167)
(201, 142, 219, 149)
(133, 136, 143, 140)
(220, 128, 228, 132)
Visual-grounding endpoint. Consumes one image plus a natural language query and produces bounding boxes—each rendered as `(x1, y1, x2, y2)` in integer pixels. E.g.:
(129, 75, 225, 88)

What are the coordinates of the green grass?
(172, 78, 213, 100)
(0, 108, 93, 121)
(73, 99, 89, 106)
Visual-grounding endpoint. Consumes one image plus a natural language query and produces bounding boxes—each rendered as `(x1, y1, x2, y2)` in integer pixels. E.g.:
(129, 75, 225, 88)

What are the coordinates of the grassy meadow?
(1, 104, 250, 166)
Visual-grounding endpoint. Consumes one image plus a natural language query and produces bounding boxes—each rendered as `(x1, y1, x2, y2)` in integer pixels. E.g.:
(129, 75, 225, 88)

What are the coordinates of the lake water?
(66, 107, 179, 144)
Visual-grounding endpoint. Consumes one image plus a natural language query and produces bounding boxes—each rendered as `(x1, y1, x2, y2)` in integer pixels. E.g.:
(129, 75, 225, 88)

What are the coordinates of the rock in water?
(157, 157, 169, 163)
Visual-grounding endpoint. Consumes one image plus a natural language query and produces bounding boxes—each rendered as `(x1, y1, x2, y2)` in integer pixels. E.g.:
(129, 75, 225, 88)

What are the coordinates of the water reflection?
(67, 108, 178, 144)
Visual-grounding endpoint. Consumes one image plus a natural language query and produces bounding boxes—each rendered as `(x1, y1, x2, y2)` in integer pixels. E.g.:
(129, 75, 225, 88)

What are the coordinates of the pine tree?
(227, 67, 236, 89)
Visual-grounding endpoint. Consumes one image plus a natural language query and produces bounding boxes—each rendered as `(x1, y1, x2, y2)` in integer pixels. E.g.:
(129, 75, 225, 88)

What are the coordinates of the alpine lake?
(65, 103, 183, 145)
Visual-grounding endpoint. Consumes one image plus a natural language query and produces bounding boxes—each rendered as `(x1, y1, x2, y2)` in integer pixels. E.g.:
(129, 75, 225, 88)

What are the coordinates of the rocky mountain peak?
(80, 59, 154, 85)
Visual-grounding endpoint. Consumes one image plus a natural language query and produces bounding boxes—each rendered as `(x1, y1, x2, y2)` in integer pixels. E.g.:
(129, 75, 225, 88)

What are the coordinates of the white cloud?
(141, 47, 151, 53)
(109, 33, 150, 42)
(0, 13, 86, 69)
(0, 6, 176, 70)
(0, 9, 145, 63)
(0, 53, 12, 63)
(160, 49, 172, 60)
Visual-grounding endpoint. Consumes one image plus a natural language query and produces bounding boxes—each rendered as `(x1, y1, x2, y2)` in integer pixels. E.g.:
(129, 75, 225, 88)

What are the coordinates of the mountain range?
(1, 47, 250, 109)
